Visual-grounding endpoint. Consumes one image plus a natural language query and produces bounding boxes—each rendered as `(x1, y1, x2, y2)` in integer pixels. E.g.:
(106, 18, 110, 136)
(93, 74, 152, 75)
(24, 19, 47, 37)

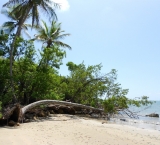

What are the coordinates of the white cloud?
(51, 0, 70, 11)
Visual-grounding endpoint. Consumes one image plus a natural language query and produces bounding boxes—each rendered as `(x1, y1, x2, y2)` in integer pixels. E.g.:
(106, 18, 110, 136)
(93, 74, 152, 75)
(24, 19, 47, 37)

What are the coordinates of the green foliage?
(39, 46, 66, 69)
(103, 96, 153, 114)
(103, 96, 130, 113)
(0, 35, 65, 105)
(61, 62, 110, 106)
(127, 96, 153, 107)
(0, 1, 152, 117)
(0, 33, 152, 113)
(63, 67, 125, 106)
(66, 61, 78, 71)
(0, 58, 10, 103)
(0, 32, 26, 59)
(0, 30, 9, 57)
(0, 101, 2, 118)
(58, 61, 152, 111)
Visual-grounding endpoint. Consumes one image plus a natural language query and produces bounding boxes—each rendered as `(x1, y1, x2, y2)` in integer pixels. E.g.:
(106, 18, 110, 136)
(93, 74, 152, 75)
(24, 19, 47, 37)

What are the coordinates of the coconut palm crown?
(3, 0, 59, 27)
(1, 6, 31, 37)
(34, 20, 71, 49)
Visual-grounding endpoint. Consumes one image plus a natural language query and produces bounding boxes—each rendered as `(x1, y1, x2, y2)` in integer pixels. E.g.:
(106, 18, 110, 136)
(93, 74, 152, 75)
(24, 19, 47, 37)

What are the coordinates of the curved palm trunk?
(21, 100, 103, 115)
(21, 100, 104, 122)
(1, 100, 104, 125)
(10, 5, 32, 103)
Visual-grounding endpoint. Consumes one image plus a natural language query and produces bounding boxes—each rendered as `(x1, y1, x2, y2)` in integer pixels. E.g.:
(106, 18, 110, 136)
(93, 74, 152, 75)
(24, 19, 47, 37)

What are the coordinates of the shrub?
(0, 101, 2, 118)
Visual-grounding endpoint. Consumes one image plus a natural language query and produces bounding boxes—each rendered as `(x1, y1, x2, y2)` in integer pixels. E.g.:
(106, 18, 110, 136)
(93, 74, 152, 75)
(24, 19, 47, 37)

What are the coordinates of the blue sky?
(0, 0, 160, 100)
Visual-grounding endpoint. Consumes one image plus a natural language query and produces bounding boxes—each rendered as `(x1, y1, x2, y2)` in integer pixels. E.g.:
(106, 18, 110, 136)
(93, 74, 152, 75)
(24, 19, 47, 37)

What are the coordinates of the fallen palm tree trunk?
(1, 100, 104, 126)
(22, 100, 103, 114)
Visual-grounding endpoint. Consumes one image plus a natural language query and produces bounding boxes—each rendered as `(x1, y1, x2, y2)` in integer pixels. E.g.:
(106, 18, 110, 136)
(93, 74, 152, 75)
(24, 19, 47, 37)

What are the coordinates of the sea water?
(109, 101, 160, 131)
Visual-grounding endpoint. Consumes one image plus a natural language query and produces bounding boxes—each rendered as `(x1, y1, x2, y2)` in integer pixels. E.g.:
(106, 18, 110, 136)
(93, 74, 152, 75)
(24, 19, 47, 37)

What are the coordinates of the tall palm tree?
(34, 20, 71, 49)
(3, 0, 59, 103)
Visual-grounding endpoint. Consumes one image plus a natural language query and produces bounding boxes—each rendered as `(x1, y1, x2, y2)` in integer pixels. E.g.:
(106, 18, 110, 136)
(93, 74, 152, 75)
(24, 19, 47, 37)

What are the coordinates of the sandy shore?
(0, 114, 160, 145)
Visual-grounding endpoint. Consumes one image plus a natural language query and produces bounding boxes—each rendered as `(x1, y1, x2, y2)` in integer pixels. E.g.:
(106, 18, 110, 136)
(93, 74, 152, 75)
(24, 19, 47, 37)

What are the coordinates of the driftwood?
(146, 113, 159, 118)
(1, 100, 104, 126)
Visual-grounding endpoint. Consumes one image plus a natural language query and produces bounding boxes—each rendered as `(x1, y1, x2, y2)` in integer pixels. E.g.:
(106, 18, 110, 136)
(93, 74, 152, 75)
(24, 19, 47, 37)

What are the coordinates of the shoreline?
(0, 114, 160, 145)
(109, 116, 160, 131)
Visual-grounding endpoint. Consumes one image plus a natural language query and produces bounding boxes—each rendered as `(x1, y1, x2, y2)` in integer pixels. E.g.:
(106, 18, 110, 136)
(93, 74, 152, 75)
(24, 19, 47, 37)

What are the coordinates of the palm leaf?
(23, 23, 32, 29)
(23, 29, 31, 38)
(40, 1, 58, 21)
(56, 33, 71, 39)
(2, 21, 16, 27)
(1, 4, 33, 36)
(2, 21, 16, 33)
(54, 41, 72, 50)
(3, 0, 24, 7)
(41, 20, 49, 35)
(31, 5, 40, 26)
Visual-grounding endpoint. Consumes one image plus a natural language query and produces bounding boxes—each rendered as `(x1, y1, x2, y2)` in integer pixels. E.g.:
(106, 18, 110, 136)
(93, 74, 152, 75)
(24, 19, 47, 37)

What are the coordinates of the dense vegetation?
(0, 0, 152, 118)
(0, 101, 2, 118)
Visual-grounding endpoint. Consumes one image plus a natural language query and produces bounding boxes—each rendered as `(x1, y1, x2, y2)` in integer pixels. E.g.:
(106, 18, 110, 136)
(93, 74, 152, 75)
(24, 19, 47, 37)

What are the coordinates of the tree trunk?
(21, 100, 103, 115)
(1, 100, 104, 126)
(10, 6, 32, 103)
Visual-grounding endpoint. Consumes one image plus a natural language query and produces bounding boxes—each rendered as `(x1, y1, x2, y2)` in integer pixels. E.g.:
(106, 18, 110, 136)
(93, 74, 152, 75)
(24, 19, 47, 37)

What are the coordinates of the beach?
(0, 114, 160, 145)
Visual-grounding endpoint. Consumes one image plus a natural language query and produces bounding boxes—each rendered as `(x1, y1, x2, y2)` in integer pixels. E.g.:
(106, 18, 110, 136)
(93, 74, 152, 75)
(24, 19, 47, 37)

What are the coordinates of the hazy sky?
(0, 0, 160, 100)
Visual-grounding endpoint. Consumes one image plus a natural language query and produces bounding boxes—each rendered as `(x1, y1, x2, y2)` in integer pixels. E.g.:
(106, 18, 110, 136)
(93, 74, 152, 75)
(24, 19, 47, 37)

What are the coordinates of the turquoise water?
(110, 101, 160, 131)
(131, 101, 160, 116)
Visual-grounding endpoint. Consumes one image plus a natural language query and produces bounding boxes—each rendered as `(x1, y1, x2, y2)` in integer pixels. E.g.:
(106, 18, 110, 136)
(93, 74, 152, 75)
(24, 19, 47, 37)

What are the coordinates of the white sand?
(0, 114, 160, 145)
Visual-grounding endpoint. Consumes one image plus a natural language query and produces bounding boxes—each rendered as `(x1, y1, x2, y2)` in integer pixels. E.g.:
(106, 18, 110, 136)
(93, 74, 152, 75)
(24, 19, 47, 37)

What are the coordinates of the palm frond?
(23, 30, 31, 38)
(1, 9, 9, 17)
(23, 23, 32, 29)
(40, 1, 57, 21)
(21, 24, 28, 30)
(9, 2, 27, 20)
(1, 4, 32, 36)
(56, 33, 70, 39)
(2, 21, 16, 27)
(51, 29, 58, 38)
(3, 0, 24, 7)
(50, 22, 58, 35)
(1, 8, 16, 21)
(34, 34, 46, 41)
(41, 20, 49, 35)
(2, 22, 16, 33)
(31, 5, 40, 26)
(54, 41, 72, 50)
(36, 29, 48, 40)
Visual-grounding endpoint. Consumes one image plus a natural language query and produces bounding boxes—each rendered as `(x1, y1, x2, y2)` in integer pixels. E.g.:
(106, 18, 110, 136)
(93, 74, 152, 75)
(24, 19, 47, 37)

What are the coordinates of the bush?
(0, 101, 2, 118)
(103, 96, 129, 114)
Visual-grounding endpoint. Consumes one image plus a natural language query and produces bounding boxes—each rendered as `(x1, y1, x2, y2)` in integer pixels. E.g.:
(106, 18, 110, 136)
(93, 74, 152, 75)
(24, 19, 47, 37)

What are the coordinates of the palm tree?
(1, 6, 31, 37)
(33, 20, 71, 69)
(3, 0, 59, 36)
(2, 0, 59, 103)
(34, 20, 71, 49)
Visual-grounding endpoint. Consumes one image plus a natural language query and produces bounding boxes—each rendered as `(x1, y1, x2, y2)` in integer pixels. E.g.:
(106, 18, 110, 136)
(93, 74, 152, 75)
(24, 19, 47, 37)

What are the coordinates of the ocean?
(109, 101, 160, 131)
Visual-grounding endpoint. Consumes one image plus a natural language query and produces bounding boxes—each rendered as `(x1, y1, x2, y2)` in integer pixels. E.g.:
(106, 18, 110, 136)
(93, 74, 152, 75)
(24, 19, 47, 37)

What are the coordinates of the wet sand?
(0, 114, 160, 145)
